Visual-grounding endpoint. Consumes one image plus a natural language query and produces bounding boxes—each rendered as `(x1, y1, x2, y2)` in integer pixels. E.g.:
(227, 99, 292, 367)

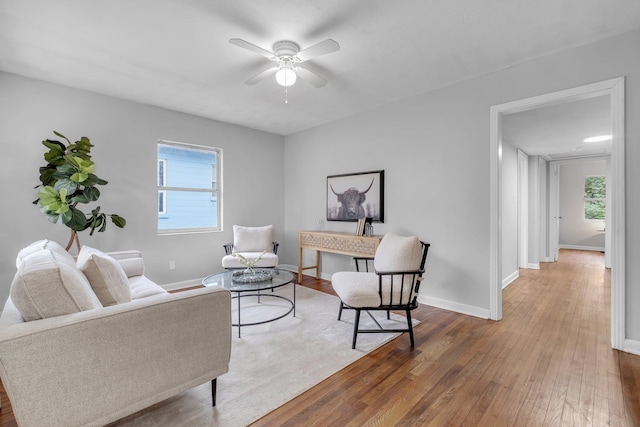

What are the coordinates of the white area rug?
(112, 285, 415, 427)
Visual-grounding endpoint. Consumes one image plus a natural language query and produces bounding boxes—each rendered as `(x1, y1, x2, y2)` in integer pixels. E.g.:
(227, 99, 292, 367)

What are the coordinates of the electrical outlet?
(169, 260, 175, 270)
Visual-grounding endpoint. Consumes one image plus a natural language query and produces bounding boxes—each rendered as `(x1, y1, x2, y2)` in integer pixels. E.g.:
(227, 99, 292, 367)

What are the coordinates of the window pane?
(157, 143, 217, 190)
(585, 199, 606, 220)
(585, 176, 606, 198)
(158, 190, 218, 230)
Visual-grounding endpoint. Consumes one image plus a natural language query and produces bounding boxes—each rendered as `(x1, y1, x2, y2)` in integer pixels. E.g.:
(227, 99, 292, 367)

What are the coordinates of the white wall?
(559, 160, 607, 250)
(283, 29, 640, 339)
(502, 142, 519, 285)
(0, 72, 285, 304)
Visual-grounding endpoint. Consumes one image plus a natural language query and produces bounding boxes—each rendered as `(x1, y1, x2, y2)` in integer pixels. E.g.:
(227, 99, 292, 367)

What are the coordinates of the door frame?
(517, 149, 529, 269)
(489, 77, 625, 350)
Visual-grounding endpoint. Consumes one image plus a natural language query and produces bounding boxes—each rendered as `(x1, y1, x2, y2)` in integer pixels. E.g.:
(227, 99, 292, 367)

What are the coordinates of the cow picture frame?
(327, 170, 384, 222)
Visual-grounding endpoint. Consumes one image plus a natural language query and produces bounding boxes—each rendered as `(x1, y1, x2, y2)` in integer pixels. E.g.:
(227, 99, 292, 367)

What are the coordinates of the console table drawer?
(298, 231, 382, 282)
(345, 238, 378, 255)
(322, 235, 347, 251)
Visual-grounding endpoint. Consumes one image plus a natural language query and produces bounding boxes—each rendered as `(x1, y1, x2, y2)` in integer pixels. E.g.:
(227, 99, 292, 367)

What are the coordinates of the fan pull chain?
(285, 84, 288, 104)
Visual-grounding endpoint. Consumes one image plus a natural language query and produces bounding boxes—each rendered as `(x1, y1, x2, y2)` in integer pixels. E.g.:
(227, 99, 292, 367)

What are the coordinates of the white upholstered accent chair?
(331, 233, 430, 349)
(221, 225, 279, 269)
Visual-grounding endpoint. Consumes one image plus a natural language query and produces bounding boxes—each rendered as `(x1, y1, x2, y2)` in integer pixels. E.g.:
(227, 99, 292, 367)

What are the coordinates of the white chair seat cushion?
(77, 246, 132, 307)
(332, 271, 415, 307)
(10, 244, 103, 321)
(221, 252, 278, 269)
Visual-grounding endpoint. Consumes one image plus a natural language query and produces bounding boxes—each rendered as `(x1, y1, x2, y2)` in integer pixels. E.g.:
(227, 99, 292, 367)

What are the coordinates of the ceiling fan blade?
(296, 39, 340, 62)
(229, 38, 274, 59)
(244, 66, 279, 85)
(295, 66, 328, 88)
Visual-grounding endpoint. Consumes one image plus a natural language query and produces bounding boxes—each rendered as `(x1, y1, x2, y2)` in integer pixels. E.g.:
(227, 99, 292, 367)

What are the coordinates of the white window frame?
(158, 159, 167, 215)
(584, 174, 606, 222)
(157, 140, 222, 234)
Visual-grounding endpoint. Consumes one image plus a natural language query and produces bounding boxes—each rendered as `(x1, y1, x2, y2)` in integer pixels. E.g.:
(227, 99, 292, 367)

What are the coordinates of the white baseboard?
(540, 257, 554, 263)
(417, 295, 490, 319)
(623, 338, 640, 356)
(559, 245, 605, 252)
(527, 263, 540, 270)
(502, 270, 519, 289)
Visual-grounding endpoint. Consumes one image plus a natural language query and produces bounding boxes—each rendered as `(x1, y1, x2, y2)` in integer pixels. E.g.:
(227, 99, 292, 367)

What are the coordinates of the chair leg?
(352, 309, 361, 349)
(387, 309, 390, 320)
(338, 301, 344, 320)
(211, 378, 217, 407)
(406, 309, 415, 347)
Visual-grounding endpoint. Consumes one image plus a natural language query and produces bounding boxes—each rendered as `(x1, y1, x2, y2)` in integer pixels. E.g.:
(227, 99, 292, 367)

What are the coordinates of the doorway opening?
(489, 77, 625, 350)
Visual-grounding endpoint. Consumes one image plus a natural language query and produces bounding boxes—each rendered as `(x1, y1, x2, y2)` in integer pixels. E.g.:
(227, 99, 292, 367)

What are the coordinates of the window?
(157, 140, 221, 234)
(584, 175, 606, 221)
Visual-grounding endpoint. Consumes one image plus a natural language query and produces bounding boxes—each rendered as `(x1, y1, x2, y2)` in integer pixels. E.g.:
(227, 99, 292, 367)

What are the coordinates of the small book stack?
(355, 217, 373, 236)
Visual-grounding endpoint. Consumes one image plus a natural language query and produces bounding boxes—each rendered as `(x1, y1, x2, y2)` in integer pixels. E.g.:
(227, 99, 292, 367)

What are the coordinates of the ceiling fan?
(229, 38, 340, 88)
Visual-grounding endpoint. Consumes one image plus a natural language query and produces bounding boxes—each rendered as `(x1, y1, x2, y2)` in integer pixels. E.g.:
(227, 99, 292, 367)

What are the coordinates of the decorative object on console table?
(327, 170, 384, 222)
(298, 230, 383, 282)
(363, 217, 373, 236)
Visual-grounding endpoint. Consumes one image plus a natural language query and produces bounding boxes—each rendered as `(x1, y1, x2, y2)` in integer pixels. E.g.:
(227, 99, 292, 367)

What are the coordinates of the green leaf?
(70, 172, 89, 183)
(42, 139, 66, 152)
(54, 178, 79, 196)
(111, 214, 126, 228)
(44, 149, 65, 165)
(66, 205, 88, 231)
(38, 165, 57, 186)
(53, 131, 71, 145)
(38, 186, 69, 214)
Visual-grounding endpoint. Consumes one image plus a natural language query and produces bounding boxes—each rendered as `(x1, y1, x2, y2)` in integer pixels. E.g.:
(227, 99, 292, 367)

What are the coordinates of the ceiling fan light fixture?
(275, 66, 296, 86)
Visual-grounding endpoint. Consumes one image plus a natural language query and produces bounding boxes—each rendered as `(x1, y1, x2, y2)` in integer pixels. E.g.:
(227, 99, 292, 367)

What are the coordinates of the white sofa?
(0, 240, 232, 427)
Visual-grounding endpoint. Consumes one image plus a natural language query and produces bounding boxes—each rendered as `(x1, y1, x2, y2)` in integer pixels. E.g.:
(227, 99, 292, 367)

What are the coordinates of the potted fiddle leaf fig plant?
(34, 131, 126, 251)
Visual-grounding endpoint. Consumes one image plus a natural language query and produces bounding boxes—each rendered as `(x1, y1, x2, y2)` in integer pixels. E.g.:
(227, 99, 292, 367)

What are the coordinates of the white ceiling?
(502, 95, 612, 160)
(1, 0, 640, 136)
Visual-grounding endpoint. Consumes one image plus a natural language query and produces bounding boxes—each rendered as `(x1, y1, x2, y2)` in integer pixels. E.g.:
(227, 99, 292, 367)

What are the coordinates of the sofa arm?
(0, 286, 231, 427)
(107, 250, 145, 277)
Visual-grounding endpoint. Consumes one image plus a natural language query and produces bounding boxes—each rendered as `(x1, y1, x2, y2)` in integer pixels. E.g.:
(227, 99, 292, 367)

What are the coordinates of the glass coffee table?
(202, 269, 296, 338)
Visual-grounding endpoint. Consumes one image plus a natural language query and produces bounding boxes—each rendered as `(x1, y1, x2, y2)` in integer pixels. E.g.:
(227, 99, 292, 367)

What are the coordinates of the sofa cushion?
(77, 246, 132, 307)
(10, 245, 103, 321)
(233, 225, 273, 253)
(15, 239, 73, 268)
(128, 275, 168, 299)
(108, 250, 145, 277)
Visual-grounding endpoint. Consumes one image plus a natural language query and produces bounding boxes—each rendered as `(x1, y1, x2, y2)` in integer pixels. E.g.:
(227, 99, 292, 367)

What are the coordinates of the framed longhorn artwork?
(326, 170, 384, 222)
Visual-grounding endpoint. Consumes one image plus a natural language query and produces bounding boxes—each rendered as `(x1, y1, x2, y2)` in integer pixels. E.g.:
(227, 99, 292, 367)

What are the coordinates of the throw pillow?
(11, 247, 103, 321)
(233, 225, 273, 253)
(374, 233, 423, 272)
(77, 246, 132, 307)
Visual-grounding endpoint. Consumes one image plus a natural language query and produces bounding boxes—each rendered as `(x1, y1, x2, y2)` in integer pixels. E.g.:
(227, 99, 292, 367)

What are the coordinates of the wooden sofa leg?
(211, 378, 217, 407)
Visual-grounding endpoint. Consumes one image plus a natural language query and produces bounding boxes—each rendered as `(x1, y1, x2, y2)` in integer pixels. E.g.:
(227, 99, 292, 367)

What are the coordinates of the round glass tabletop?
(202, 269, 295, 292)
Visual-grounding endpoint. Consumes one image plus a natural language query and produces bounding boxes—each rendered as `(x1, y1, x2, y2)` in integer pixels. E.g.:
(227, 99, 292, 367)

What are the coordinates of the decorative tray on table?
(232, 269, 273, 283)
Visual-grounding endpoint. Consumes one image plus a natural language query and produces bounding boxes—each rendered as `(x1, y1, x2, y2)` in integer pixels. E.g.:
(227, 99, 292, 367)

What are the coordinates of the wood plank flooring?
(254, 250, 640, 426)
(0, 249, 638, 426)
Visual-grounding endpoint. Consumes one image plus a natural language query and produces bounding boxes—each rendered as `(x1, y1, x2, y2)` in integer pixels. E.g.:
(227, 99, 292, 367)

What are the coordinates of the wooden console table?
(298, 231, 383, 282)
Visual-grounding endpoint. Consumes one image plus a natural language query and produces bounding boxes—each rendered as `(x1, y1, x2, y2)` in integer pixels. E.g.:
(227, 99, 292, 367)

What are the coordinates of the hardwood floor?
(254, 250, 640, 426)
(0, 249, 638, 426)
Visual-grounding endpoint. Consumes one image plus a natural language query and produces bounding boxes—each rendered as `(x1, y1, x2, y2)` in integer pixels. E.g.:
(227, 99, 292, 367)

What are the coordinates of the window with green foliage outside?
(584, 175, 606, 221)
